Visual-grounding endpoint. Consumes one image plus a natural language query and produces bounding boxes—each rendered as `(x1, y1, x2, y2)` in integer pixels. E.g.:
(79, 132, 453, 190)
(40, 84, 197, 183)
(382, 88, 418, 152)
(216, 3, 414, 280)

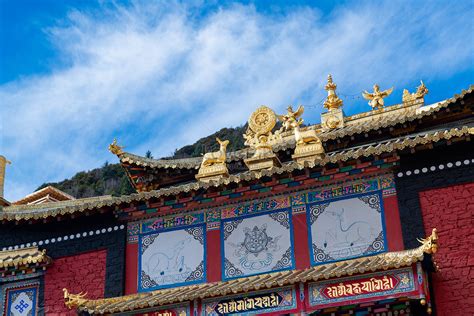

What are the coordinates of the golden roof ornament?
(63, 288, 88, 309)
(243, 106, 282, 171)
(362, 84, 393, 110)
(278, 106, 325, 165)
(195, 138, 230, 182)
(417, 228, 439, 254)
(323, 74, 343, 111)
(108, 139, 124, 155)
(403, 80, 429, 104)
(277, 105, 304, 131)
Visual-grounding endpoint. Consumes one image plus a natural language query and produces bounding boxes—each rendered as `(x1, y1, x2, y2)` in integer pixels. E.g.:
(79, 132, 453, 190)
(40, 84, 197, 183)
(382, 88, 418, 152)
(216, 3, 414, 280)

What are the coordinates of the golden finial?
(63, 288, 88, 309)
(108, 139, 124, 155)
(323, 74, 343, 111)
(362, 84, 393, 110)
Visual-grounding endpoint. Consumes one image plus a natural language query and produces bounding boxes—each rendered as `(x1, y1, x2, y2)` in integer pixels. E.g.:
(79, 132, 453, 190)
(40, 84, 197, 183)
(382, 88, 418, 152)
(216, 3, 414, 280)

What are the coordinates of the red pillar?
(292, 213, 311, 269)
(125, 243, 139, 294)
(206, 229, 221, 282)
(383, 195, 404, 251)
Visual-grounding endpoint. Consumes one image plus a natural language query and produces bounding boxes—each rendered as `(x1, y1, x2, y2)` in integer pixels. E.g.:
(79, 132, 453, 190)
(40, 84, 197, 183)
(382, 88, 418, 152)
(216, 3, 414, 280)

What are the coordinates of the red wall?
(44, 249, 107, 315)
(419, 182, 474, 315)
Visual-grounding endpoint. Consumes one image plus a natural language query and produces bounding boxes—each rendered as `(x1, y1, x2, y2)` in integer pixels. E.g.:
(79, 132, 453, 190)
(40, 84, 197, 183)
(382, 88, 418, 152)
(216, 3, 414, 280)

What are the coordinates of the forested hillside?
(37, 125, 247, 198)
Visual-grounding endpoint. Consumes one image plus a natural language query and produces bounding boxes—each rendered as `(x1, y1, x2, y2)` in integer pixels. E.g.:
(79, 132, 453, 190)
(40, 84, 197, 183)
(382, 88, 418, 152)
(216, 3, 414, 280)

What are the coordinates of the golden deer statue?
(201, 138, 229, 167)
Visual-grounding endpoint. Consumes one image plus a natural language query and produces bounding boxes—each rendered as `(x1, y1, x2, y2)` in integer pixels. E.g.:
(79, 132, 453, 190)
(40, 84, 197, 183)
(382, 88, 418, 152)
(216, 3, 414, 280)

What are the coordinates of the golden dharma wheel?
(248, 105, 277, 135)
(325, 114, 340, 129)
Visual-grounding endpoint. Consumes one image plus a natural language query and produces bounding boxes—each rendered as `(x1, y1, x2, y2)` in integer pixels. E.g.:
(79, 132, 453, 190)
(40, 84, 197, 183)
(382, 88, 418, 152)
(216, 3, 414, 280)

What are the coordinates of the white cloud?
(1, 1, 473, 200)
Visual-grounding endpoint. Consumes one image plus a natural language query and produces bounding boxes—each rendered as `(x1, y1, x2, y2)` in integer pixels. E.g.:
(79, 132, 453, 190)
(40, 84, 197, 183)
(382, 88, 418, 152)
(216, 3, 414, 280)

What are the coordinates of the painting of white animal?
(140, 227, 205, 288)
(321, 208, 375, 258)
(310, 195, 384, 262)
(146, 237, 191, 278)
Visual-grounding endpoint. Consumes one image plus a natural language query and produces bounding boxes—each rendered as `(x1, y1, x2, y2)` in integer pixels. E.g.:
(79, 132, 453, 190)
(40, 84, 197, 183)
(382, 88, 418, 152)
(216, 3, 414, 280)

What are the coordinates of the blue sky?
(1, 0, 473, 201)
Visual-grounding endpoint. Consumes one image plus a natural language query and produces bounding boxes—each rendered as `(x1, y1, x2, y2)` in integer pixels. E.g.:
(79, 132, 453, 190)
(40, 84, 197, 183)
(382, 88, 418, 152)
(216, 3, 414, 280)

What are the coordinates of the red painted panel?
(44, 249, 107, 315)
(125, 243, 139, 294)
(419, 182, 474, 315)
(382, 195, 404, 251)
(293, 213, 310, 270)
(207, 229, 221, 282)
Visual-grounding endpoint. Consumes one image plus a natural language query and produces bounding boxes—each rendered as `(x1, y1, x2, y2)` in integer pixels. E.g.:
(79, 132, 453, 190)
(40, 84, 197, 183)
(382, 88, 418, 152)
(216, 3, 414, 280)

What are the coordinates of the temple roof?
(13, 185, 75, 205)
(64, 229, 438, 314)
(113, 85, 473, 192)
(1, 124, 472, 222)
(0, 195, 113, 221)
(114, 86, 473, 170)
(0, 247, 52, 274)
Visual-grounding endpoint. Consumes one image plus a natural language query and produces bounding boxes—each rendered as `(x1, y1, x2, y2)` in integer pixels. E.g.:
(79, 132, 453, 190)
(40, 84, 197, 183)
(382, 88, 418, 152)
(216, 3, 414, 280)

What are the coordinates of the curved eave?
(0, 247, 52, 271)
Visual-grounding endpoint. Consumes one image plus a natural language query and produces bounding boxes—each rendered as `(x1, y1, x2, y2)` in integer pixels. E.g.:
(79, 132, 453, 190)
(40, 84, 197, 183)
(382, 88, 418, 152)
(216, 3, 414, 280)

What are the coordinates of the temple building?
(0, 78, 473, 315)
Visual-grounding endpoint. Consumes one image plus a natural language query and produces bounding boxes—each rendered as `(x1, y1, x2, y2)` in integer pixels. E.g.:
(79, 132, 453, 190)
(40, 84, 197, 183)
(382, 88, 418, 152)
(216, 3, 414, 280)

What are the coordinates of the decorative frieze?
(1, 224, 125, 251)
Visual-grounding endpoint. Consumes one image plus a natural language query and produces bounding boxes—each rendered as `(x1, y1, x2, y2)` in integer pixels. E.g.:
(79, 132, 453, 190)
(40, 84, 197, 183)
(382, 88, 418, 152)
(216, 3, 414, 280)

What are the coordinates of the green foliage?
(37, 163, 134, 199)
(145, 150, 153, 159)
(172, 124, 247, 158)
(36, 124, 248, 198)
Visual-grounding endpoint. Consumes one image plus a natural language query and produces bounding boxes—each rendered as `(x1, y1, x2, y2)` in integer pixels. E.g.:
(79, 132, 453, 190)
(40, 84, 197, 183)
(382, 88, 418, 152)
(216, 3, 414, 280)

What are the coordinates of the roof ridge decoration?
(403, 80, 429, 105)
(278, 105, 325, 164)
(321, 74, 345, 131)
(108, 139, 124, 156)
(243, 105, 282, 171)
(362, 84, 394, 110)
(195, 138, 230, 182)
(323, 74, 343, 111)
(110, 85, 472, 170)
(63, 229, 439, 314)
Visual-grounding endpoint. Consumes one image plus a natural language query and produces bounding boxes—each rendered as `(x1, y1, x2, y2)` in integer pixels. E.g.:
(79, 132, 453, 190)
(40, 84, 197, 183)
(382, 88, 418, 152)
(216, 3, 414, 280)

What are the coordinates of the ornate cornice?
(1, 125, 471, 222)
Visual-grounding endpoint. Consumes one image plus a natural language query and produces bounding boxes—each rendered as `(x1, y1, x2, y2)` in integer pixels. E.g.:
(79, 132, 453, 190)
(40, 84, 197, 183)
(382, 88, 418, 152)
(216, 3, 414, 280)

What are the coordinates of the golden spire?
(323, 74, 343, 111)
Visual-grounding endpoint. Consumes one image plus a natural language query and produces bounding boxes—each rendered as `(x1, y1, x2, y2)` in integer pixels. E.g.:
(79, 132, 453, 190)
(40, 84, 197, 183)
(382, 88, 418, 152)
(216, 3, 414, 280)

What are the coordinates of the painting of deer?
(322, 208, 374, 252)
(311, 196, 383, 262)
